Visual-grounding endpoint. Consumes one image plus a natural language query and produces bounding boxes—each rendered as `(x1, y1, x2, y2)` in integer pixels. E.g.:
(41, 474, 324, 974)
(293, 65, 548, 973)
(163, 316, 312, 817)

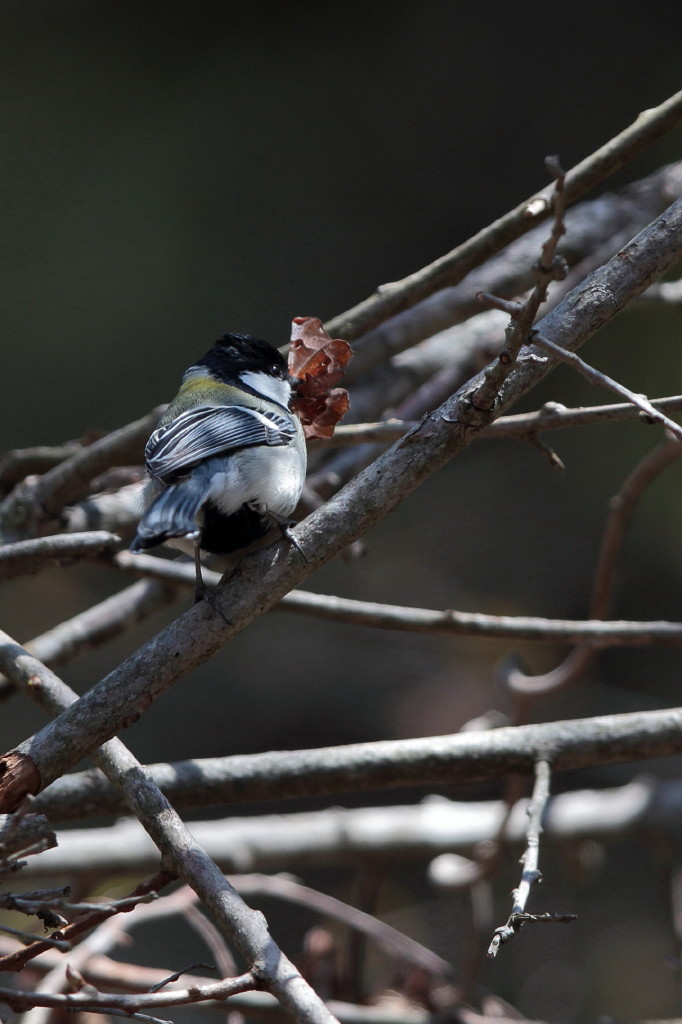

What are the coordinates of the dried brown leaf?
(288, 317, 352, 440)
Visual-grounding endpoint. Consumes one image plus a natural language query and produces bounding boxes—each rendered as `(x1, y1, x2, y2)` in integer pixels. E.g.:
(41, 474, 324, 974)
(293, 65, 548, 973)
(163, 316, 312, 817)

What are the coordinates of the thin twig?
(0, 871, 173, 973)
(14, 885, 228, 1024)
(0, 890, 157, 917)
(312, 394, 682, 449)
(0, 949, 435, 1024)
(15, 886, 170, 1024)
(485, 394, 682, 438)
(232, 873, 452, 978)
(531, 332, 682, 442)
(487, 760, 574, 957)
(0, 923, 69, 951)
(503, 434, 682, 698)
(463, 158, 568, 422)
(0, 971, 255, 1014)
(113, 551, 682, 646)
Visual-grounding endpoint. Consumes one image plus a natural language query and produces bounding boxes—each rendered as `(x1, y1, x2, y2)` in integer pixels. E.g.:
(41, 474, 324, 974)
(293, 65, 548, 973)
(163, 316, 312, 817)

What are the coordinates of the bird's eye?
(270, 364, 283, 377)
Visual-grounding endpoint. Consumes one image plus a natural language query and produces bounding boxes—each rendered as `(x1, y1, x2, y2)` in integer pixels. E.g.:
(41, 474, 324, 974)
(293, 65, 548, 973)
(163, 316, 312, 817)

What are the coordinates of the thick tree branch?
(29, 706, 682, 824)
(0, 532, 120, 581)
(16, 777, 682, 878)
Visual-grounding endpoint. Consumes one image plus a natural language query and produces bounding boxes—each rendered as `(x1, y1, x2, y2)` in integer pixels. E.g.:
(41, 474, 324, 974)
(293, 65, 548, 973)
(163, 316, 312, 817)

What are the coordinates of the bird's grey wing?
(145, 405, 296, 481)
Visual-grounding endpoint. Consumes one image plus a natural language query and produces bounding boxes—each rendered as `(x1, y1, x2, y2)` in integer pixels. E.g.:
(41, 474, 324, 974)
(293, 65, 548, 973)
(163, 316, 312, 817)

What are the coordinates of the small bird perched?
(130, 333, 307, 602)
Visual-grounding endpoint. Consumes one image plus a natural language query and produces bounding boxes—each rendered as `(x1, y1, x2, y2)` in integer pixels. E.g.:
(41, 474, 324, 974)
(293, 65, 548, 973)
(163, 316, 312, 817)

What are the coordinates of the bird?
(130, 332, 307, 605)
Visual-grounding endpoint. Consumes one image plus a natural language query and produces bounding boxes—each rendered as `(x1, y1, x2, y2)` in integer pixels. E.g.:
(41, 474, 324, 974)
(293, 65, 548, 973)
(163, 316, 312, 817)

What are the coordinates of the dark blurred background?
(2, 2, 682, 1019)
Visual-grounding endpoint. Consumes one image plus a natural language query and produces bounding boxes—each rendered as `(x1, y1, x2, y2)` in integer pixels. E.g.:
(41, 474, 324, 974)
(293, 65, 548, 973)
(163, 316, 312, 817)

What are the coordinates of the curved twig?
(502, 435, 682, 699)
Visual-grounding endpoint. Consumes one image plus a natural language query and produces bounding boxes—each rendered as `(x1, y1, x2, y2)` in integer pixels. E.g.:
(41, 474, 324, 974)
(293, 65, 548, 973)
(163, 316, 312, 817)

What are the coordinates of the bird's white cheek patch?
(240, 371, 291, 408)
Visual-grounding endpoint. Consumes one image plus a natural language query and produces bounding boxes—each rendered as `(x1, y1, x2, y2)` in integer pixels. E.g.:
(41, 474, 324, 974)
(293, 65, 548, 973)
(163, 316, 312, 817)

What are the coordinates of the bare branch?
(113, 550, 682, 647)
(16, 776, 682, 878)
(0, 970, 255, 1015)
(532, 333, 682, 441)
(0, 923, 70, 952)
(0, 870, 173, 973)
(0, 578, 182, 701)
(485, 395, 682, 438)
(0, 442, 86, 491)
(314, 395, 682, 449)
(313, 200, 671, 493)
(504, 434, 682, 698)
(320, 202, 682, 501)
(58, 479, 145, 537)
(0, 408, 162, 542)
(0, 812, 56, 861)
(3, 199, 680, 806)
(466, 158, 568, 419)
(325, 90, 682, 341)
(0, 949, 433, 1024)
(279, 592, 682, 646)
(0, 888, 157, 919)
(28, 706, 682, 825)
(487, 761, 574, 957)
(14, 886, 193, 1024)
(342, 161, 682, 381)
(0, 531, 120, 581)
(0, 637, 340, 1024)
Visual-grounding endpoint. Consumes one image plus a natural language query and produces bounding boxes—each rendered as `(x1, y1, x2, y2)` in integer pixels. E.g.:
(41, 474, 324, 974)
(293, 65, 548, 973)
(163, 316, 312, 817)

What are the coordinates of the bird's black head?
(196, 333, 288, 383)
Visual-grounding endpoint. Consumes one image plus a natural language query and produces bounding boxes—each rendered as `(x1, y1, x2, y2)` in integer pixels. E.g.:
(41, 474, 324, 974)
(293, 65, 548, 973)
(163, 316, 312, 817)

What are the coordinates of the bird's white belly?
(207, 444, 304, 519)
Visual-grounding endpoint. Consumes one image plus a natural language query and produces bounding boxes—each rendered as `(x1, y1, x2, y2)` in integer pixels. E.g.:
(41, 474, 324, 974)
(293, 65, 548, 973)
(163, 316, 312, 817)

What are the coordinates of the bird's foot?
(278, 519, 308, 563)
(193, 548, 231, 624)
(194, 578, 232, 625)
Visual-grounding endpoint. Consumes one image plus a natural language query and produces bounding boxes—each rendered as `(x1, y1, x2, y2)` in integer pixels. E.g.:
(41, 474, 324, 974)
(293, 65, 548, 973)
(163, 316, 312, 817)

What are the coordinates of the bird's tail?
(130, 481, 205, 552)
